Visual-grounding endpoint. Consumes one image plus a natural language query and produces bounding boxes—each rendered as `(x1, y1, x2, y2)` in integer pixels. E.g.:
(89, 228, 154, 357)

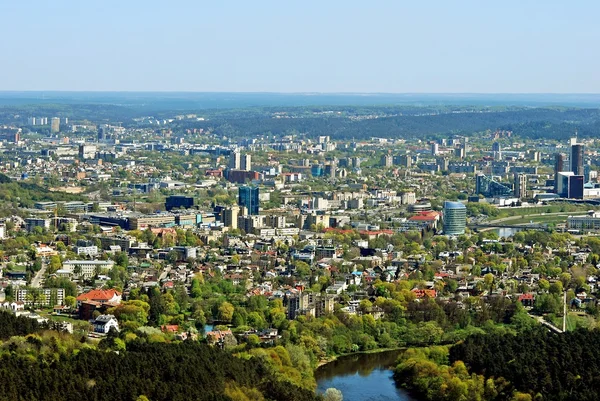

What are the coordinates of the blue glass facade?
(239, 186, 259, 215)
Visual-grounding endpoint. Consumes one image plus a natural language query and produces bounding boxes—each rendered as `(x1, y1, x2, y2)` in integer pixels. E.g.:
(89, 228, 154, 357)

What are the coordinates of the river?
(315, 349, 416, 401)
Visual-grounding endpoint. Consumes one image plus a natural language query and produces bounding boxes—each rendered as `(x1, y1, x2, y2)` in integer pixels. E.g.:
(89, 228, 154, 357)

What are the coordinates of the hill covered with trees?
(395, 328, 600, 401)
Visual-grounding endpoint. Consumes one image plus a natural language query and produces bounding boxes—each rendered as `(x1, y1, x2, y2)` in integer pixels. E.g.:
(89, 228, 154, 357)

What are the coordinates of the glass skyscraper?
(239, 186, 259, 215)
(443, 201, 466, 235)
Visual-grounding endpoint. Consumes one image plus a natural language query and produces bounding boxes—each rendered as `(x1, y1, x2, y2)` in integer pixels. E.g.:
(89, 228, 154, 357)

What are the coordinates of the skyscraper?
(431, 142, 439, 156)
(241, 154, 252, 171)
(229, 149, 241, 170)
(443, 201, 466, 235)
(514, 173, 527, 199)
(239, 186, 259, 215)
(50, 117, 60, 133)
(571, 143, 584, 176)
(554, 153, 565, 194)
(492, 142, 502, 160)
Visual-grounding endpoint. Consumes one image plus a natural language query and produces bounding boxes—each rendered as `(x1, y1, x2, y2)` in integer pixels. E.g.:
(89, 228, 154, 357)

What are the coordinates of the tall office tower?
(50, 117, 60, 133)
(443, 201, 467, 235)
(514, 173, 527, 199)
(554, 153, 565, 193)
(492, 142, 502, 160)
(229, 149, 241, 170)
(241, 154, 252, 171)
(571, 143, 584, 176)
(430, 142, 439, 156)
(238, 186, 259, 215)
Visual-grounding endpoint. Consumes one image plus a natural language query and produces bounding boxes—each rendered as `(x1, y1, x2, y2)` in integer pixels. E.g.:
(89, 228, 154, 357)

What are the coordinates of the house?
(517, 293, 535, 307)
(411, 288, 437, 299)
(76, 289, 122, 306)
(93, 314, 119, 334)
(0, 301, 25, 312)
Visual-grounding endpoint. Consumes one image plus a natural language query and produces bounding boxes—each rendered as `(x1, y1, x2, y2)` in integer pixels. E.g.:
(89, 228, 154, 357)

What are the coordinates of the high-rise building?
(397, 155, 412, 168)
(492, 142, 502, 160)
(443, 201, 467, 235)
(241, 154, 252, 171)
(514, 173, 527, 199)
(222, 207, 239, 229)
(239, 186, 259, 215)
(568, 175, 584, 199)
(50, 117, 60, 133)
(229, 149, 241, 170)
(554, 153, 565, 193)
(27, 117, 37, 126)
(431, 142, 439, 156)
(571, 143, 584, 176)
(381, 154, 393, 167)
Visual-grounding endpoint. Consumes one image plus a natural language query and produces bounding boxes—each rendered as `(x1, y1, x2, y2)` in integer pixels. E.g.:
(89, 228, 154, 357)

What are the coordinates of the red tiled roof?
(409, 211, 441, 222)
(518, 293, 535, 301)
(76, 289, 121, 302)
(411, 289, 437, 298)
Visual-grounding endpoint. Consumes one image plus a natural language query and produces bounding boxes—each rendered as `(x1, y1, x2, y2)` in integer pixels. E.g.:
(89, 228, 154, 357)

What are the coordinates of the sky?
(0, 0, 598, 93)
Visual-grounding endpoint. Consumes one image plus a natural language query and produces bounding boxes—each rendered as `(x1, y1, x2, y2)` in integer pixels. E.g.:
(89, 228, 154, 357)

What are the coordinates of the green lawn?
(548, 312, 595, 331)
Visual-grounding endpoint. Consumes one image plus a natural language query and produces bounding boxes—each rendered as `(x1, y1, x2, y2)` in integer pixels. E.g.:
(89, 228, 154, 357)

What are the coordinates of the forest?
(395, 327, 600, 401)
(3, 101, 600, 140)
(0, 312, 319, 401)
(182, 107, 600, 140)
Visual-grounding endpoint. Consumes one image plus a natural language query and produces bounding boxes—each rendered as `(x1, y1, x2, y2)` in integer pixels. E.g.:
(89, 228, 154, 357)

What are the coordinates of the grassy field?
(548, 312, 596, 331)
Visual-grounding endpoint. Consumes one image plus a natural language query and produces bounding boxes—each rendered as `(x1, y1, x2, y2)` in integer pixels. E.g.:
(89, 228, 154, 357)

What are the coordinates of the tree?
(49, 255, 62, 273)
(65, 296, 76, 309)
(218, 302, 235, 322)
(324, 388, 343, 401)
(549, 281, 563, 295)
(484, 273, 494, 292)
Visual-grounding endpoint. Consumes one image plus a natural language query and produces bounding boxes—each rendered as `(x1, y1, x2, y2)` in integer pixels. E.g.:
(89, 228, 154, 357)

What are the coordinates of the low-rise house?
(93, 314, 119, 334)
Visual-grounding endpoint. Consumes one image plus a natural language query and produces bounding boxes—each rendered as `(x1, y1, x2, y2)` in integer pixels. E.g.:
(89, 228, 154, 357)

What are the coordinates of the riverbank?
(316, 347, 406, 368)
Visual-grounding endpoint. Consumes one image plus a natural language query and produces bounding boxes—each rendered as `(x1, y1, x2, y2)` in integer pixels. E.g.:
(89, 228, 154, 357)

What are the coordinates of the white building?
(61, 260, 115, 279)
(16, 288, 65, 306)
(76, 245, 99, 257)
(93, 314, 120, 334)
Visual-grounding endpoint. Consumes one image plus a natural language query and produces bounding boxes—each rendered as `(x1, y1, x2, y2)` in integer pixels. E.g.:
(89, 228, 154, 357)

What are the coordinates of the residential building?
(50, 117, 60, 133)
(60, 260, 115, 279)
(93, 314, 120, 334)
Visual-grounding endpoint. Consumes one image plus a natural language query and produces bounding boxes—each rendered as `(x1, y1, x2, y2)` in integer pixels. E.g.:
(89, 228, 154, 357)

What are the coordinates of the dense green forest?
(188, 107, 600, 140)
(451, 328, 600, 400)
(395, 328, 600, 401)
(0, 341, 320, 401)
(4, 100, 600, 140)
(0, 312, 319, 401)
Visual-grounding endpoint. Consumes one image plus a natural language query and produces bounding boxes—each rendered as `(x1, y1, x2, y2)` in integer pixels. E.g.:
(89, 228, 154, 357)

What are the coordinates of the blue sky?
(0, 0, 598, 92)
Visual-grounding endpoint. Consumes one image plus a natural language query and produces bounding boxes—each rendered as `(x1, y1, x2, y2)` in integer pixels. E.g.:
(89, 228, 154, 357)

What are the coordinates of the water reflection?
(316, 350, 416, 401)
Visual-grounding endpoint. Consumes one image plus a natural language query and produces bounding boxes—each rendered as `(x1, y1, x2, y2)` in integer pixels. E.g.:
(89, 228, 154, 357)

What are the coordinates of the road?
(31, 259, 47, 288)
